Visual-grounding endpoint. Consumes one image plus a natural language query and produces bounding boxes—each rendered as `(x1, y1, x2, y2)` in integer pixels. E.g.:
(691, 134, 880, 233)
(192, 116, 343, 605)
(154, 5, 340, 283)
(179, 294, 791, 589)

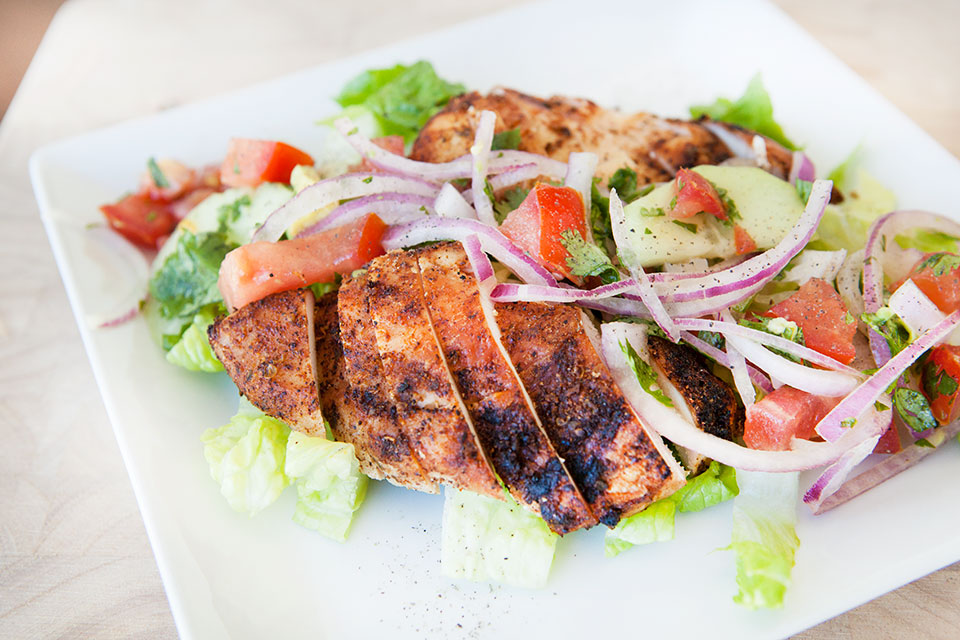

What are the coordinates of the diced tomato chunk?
(670, 168, 727, 220)
(763, 278, 857, 365)
(217, 213, 387, 311)
(100, 194, 177, 250)
(892, 253, 960, 314)
(355, 136, 406, 173)
(744, 386, 840, 451)
(499, 183, 586, 280)
(921, 344, 960, 424)
(220, 138, 314, 188)
(139, 158, 197, 202)
(873, 422, 902, 454)
(733, 224, 757, 255)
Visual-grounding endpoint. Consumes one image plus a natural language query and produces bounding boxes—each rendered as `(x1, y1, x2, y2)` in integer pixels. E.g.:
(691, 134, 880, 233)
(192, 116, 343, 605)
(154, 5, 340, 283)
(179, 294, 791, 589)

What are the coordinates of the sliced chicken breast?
(208, 288, 325, 436)
(495, 301, 687, 526)
(365, 250, 502, 499)
(646, 335, 746, 476)
(417, 242, 596, 534)
(337, 275, 438, 493)
(410, 88, 792, 184)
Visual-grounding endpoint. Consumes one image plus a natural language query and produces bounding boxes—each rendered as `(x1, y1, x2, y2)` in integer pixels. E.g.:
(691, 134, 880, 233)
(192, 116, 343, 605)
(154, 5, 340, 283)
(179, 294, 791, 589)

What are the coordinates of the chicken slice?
(337, 274, 438, 493)
(365, 250, 502, 499)
(208, 288, 324, 436)
(313, 290, 386, 480)
(410, 88, 792, 184)
(646, 335, 745, 476)
(417, 242, 596, 534)
(495, 301, 687, 527)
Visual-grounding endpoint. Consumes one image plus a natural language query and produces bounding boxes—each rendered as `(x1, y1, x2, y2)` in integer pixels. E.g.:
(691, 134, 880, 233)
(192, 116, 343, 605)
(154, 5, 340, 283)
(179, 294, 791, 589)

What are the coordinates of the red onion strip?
(470, 110, 497, 226)
(803, 425, 887, 510)
(462, 233, 496, 294)
(837, 249, 865, 320)
(297, 192, 433, 236)
(462, 163, 540, 202)
(720, 310, 757, 405)
(434, 183, 478, 219)
(788, 150, 816, 185)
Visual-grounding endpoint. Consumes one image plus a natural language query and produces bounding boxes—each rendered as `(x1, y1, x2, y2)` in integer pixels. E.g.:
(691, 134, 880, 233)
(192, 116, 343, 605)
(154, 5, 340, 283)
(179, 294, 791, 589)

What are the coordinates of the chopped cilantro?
(559, 230, 620, 284)
(590, 179, 612, 242)
(840, 417, 857, 429)
(739, 316, 805, 362)
(644, 228, 652, 235)
(620, 339, 673, 407)
(893, 388, 938, 433)
(697, 330, 726, 351)
(916, 252, 960, 277)
(915, 438, 935, 448)
(493, 186, 529, 224)
(861, 307, 912, 356)
(362, 176, 374, 184)
(689, 73, 797, 150)
(714, 185, 741, 223)
(672, 220, 698, 234)
(217, 194, 251, 227)
(491, 127, 521, 151)
(922, 362, 958, 401)
(147, 157, 170, 188)
(795, 179, 813, 205)
(608, 167, 641, 203)
(639, 207, 665, 218)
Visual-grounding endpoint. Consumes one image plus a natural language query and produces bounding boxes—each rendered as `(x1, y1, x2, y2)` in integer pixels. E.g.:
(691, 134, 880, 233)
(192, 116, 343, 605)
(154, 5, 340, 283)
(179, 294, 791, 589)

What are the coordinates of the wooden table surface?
(1, 0, 958, 637)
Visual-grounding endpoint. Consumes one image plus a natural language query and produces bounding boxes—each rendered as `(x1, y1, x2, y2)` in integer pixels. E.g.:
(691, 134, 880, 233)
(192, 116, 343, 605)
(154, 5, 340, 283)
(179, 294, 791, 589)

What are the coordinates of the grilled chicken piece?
(313, 291, 387, 480)
(647, 335, 745, 475)
(365, 249, 502, 499)
(495, 301, 687, 527)
(208, 288, 325, 436)
(337, 275, 438, 493)
(417, 242, 596, 534)
(410, 88, 792, 184)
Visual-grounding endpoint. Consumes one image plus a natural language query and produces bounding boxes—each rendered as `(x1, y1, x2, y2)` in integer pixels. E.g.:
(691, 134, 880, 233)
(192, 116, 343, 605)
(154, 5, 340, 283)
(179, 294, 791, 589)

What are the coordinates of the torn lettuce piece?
(165, 307, 224, 372)
(441, 488, 558, 589)
(201, 399, 291, 516)
(605, 462, 738, 556)
(284, 430, 368, 542)
(729, 470, 800, 609)
(689, 74, 797, 150)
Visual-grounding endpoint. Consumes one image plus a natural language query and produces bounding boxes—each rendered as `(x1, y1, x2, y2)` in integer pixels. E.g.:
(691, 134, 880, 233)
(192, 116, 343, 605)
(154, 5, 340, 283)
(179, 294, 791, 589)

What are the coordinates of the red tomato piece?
(763, 278, 857, 365)
(220, 138, 314, 188)
(744, 386, 840, 451)
(355, 136, 406, 173)
(218, 213, 387, 311)
(100, 194, 177, 250)
(499, 183, 586, 280)
(892, 252, 960, 314)
(921, 344, 960, 424)
(670, 168, 727, 220)
(873, 422, 902, 454)
(138, 158, 197, 202)
(733, 224, 757, 255)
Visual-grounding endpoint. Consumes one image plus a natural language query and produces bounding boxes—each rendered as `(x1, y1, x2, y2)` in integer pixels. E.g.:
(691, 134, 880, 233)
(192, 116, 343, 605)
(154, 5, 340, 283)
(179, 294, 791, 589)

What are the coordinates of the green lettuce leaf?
(284, 430, 368, 542)
(672, 461, 739, 512)
(895, 229, 960, 254)
(201, 399, 291, 516)
(334, 61, 465, 143)
(690, 74, 796, 149)
(729, 470, 800, 609)
(165, 307, 224, 372)
(441, 489, 558, 589)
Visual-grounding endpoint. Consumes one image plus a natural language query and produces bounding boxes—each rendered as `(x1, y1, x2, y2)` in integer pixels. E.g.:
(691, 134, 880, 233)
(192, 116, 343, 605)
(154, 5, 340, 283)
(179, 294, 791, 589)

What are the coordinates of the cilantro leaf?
(217, 194, 251, 228)
(689, 74, 797, 150)
(795, 179, 813, 205)
(590, 179, 612, 243)
(894, 230, 960, 254)
(739, 316, 805, 362)
(861, 307, 913, 356)
(608, 167, 640, 203)
(491, 127, 521, 151)
(335, 61, 465, 142)
(672, 220, 699, 234)
(147, 157, 169, 189)
(559, 230, 620, 283)
(493, 186, 529, 224)
(915, 252, 960, 277)
(149, 230, 237, 323)
(620, 339, 673, 407)
(893, 388, 938, 433)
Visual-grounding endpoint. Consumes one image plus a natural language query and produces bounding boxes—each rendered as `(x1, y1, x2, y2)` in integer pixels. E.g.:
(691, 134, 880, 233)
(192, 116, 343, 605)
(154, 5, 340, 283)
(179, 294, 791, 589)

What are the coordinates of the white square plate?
(29, 0, 960, 638)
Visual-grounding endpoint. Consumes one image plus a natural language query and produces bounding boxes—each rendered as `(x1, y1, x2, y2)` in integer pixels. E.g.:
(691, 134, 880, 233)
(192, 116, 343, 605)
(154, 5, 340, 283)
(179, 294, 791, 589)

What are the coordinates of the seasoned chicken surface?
(208, 288, 325, 436)
(647, 335, 745, 475)
(495, 301, 686, 526)
(410, 88, 792, 183)
(314, 291, 387, 481)
(337, 275, 438, 493)
(417, 242, 596, 534)
(365, 250, 502, 499)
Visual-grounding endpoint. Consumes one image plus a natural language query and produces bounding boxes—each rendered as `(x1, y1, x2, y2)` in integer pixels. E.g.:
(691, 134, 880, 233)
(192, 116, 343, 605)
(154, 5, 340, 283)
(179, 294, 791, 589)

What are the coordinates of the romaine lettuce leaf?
(165, 307, 223, 372)
(284, 430, 368, 542)
(441, 489, 558, 589)
(673, 461, 739, 512)
(728, 470, 800, 609)
(201, 399, 291, 516)
(690, 74, 797, 150)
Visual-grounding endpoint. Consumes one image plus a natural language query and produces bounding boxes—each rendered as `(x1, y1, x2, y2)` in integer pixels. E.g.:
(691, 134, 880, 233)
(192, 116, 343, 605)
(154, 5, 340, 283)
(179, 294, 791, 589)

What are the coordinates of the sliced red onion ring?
(434, 182, 477, 219)
(565, 152, 598, 243)
(382, 217, 558, 287)
(837, 249, 865, 320)
(802, 419, 888, 510)
(672, 318, 861, 374)
(813, 420, 960, 514)
(253, 172, 438, 242)
(601, 322, 884, 472)
(787, 150, 816, 185)
(816, 310, 960, 442)
(610, 189, 680, 341)
(703, 121, 757, 163)
(296, 192, 433, 237)
(462, 163, 541, 201)
(719, 310, 757, 405)
(652, 180, 831, 303)
(490, 279, 636, 303)
(781, 249, 847, 285)
(888, 278, 946, 335)
(470, 110, 497, 226)
(333, 117, 568, 183)
(96, 306, 141, 329)
(462, 233, 496, 294)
